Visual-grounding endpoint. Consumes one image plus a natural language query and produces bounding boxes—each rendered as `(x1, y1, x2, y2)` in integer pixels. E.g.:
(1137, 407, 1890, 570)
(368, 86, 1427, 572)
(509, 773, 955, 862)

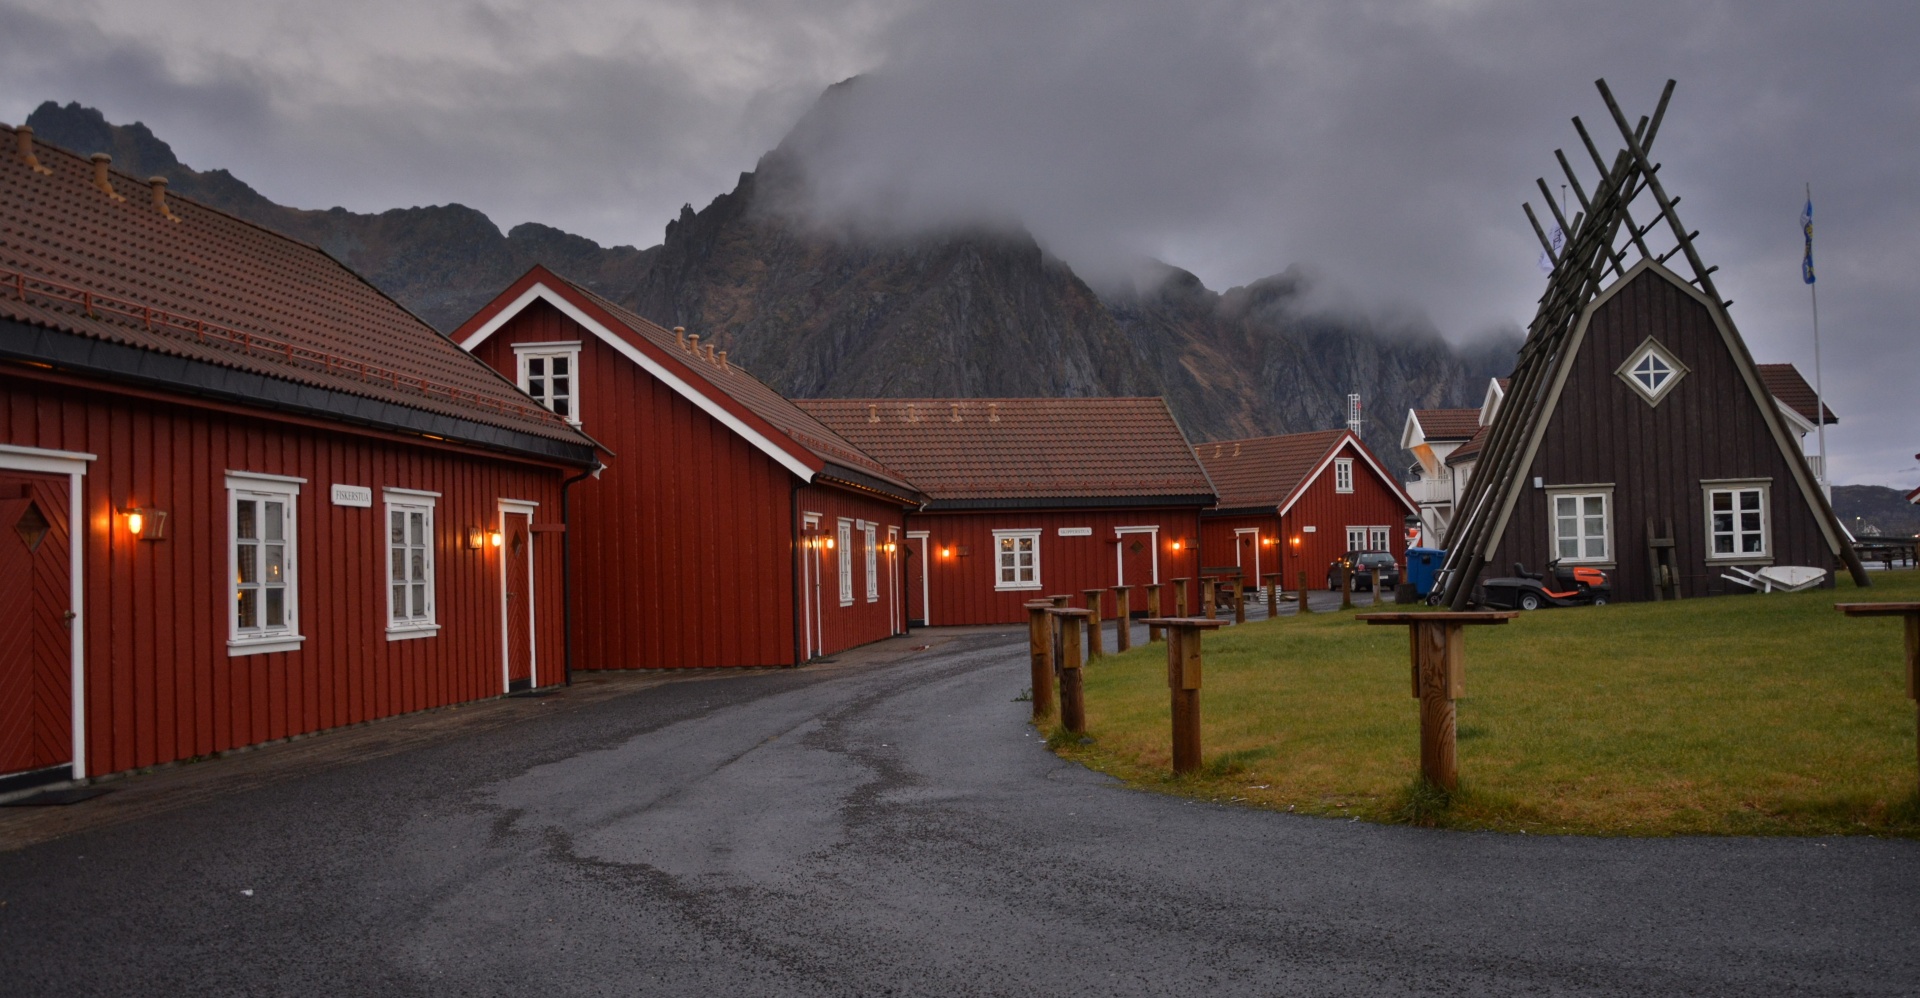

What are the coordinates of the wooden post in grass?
(1356, 611, 1517, 791)
(1113, 586, 1133, 652)
(1263, 573, 1280, 615)
(1146, 583, 1164, 642)
(1144, 616, 1230, 774)
(1297, 571, 1310, 615)
(1083, 588, 1106, 659)
(1202, 577, 1218, 619)
(1023, 600, 1057, 720)
(1340, 560, 1354, 610)
(1173, 577, 1190, 617)
(1050, 607, 1093, 734)
(1233, 576, 1247, 624)
(1835, 602, 1920, 795)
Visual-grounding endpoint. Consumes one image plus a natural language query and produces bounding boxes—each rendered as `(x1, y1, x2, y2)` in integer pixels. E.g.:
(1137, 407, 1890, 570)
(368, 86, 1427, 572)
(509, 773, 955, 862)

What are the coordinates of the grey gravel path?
(1, 627, 1915, 996)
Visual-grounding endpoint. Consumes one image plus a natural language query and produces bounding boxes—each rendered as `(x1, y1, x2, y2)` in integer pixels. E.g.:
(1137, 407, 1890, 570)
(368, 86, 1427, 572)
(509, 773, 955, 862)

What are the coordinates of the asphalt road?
(2, 626, 1917, 996)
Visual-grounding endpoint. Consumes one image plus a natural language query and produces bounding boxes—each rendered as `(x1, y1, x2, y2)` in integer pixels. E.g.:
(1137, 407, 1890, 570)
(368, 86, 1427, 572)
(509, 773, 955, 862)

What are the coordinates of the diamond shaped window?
(1615, 337, 1689, 406)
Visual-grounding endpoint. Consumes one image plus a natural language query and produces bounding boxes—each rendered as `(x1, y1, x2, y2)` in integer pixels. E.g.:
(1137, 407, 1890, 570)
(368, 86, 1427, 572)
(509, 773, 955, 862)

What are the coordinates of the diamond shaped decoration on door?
(1128, 540, 1144, 554)
(14, 500, 49, 552)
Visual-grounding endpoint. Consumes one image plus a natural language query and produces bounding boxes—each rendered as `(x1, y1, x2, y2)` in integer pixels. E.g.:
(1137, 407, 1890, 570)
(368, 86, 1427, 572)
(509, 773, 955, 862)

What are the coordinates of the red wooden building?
(0, 125, 598, 791)
(1193, 429, 1418, 590)
(798, 399, 1216, 626)
(455, 268, 923, 667)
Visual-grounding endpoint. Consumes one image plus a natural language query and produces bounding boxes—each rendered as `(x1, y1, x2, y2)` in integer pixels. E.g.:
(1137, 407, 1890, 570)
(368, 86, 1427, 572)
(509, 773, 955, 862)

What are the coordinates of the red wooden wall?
(908, 507, 1204, 626)
(469, 300, 911, 667)
(1278, 444, 1412, 589)
(797, 482, 909, 657)
(0, 369, 570, 780)
(1198, 512, 1284, 585)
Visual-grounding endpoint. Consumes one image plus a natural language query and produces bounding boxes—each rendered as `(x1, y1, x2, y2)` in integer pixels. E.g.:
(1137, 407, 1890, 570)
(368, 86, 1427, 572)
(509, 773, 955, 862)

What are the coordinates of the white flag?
(1537, 224, 1566, 275)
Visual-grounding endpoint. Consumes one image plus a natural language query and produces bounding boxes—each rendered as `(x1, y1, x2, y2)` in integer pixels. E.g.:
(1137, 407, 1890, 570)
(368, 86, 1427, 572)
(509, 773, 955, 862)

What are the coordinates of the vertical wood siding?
(911, 508, 1204, 625)
(1, 371, 570, 779)
(1202, 442, 1414, 591)
(796, 483, 909, 657)
(1198, 513, 1282, 585)
(1490, 269, 1833, 600)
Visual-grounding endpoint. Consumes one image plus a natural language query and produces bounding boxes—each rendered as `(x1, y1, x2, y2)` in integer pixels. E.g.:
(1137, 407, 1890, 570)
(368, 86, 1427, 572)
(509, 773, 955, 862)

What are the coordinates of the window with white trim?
(1334, 458, 1354, 493)
(1704, 481, 1770, 561)
(1551, 491, 1611, 563)
(864, 523, 879, 601)
(385, 490, 438, 638)
(1616, 338, 1689, 406)
(227, 473, 304, 655)
(1345, 526, 1368, 551)
(1368, 527, 1390, 551)
(514, 341, 582, 423)
(838, 519, 854, 605)
(994, 529, 1042, 590)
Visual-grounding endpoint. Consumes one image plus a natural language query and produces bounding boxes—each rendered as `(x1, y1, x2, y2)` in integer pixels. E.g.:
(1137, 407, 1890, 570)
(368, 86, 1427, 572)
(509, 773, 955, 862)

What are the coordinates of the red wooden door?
(905, 534, 928, 627)
(1119, 532, 1156, 593)
(503, 511, 534, 691)
(0, 473, 72, 779)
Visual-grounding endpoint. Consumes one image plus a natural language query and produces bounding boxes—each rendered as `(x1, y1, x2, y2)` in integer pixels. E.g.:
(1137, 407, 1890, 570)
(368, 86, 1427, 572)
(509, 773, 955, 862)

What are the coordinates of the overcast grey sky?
(2, 0, 1914, 487)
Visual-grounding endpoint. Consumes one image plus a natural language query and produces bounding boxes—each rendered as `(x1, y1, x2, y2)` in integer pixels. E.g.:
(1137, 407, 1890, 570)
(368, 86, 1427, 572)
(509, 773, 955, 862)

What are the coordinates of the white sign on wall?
(1057, 527, 1093, 537)
(1302, 525, 1317, 533)
(331, 484, 373, 508)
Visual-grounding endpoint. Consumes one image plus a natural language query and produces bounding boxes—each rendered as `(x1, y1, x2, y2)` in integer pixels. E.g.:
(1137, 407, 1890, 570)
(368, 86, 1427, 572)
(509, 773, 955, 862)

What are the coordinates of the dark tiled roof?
(1192, 428, 1350, 510)
(1756, 363, 1838, 424)
(545, 278, 918, 497)
(0, 124, 591, 454)
(1446, 425, 1489, 466)
(797, 398, 1214, 504)
(1412, 408, 1481, 440)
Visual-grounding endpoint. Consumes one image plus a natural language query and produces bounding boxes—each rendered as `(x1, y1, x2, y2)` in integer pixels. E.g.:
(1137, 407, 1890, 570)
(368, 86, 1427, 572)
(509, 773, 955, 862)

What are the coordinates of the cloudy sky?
(3, 0, 1914, 487)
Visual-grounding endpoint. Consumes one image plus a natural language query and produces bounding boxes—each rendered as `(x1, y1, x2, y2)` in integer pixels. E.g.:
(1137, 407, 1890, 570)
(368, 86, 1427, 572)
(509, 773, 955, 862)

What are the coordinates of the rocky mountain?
(1832, 485, 1920, 539)
(24, 98, 1517, 464)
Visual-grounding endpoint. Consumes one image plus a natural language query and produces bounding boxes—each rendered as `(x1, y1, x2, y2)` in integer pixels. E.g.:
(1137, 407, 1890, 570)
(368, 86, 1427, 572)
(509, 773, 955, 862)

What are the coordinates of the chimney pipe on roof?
(674, 326, 686, 350)
(1232, 442, 1240, 457)
(148, 176, 181, 222)
(687, 333, 700, 355)
(716, 349, 728, 370)
(1213, 443, 1221, 458)
(950, 402, 961, 423)
(15, 126, 52, 175)
(90, 153, 125, 202)
(704, 342, 716, 363)
(989, 402, 999, 423)
(906, 404, 917, 422)
(868, 404, 878, 423)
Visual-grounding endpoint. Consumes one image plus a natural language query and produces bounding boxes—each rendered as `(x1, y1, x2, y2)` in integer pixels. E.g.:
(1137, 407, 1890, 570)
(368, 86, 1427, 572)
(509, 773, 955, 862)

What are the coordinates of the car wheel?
(1518, 592, 1542, 611)
(1591, 596, 1608, 606)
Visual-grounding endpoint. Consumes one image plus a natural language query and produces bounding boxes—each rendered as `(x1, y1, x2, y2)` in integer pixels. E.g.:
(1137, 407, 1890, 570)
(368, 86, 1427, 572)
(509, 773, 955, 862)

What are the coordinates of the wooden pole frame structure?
(1356, 611, 1517, 790)
(1143, 616, 1230, 774)
(1049, 606, 1093, 734)
(1835, 602, 1920, 796)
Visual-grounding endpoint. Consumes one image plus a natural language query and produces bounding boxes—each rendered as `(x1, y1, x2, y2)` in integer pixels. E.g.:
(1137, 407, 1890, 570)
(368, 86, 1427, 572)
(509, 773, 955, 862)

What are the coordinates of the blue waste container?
(1405, 547, 1445, 596)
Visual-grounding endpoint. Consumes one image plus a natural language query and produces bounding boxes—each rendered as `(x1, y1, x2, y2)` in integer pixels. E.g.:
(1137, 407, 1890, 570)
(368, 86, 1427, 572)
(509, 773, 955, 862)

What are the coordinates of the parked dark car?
(1327, 551, 1399, 592)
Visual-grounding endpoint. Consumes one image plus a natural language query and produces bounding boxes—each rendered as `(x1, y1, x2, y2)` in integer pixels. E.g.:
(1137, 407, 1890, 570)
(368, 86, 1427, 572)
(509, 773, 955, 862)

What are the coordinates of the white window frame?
(513, 341, 583, 424)
(1334, 457, 1354, 494)
(1547, 485, 1614, 566)
(1615, 337, 1690, 407)
(227, 471, 306, 656)
(993, 528, 1043, 591)
(1367, 526, 1391, 552)
(1703, 479, 1771, 564)
(384, 488, 441, 640)
(864, 522, 879, 602)
(1345, 526, 1367, 552)
(838, 519, 854, 606)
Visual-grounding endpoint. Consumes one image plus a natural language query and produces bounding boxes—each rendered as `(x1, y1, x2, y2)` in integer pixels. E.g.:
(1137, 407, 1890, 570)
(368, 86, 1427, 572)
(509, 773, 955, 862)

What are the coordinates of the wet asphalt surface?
(2, 625, 1918, 996)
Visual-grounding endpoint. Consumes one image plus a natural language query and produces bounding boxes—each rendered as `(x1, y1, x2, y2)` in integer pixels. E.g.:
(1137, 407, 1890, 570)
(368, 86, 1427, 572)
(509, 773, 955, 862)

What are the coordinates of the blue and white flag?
(1537, 223, 1565, 275)
(1801, 197, 1815, 285)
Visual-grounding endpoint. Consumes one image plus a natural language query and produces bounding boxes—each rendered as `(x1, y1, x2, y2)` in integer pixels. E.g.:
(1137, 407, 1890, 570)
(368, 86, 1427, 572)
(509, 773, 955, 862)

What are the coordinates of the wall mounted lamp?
(466, 526, 485, 550)
(490, 530, 504, 548)
(121, 504, 168, 541)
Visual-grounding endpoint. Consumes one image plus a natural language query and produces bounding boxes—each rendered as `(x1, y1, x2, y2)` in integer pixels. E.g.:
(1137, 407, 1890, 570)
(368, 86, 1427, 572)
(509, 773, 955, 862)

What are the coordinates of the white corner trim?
(460, 282, 817, 482)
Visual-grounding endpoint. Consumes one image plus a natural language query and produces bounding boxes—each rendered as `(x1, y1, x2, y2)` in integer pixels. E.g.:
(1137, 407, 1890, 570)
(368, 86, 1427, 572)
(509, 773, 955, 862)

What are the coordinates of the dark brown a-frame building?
(1437, 80, 1868, 607)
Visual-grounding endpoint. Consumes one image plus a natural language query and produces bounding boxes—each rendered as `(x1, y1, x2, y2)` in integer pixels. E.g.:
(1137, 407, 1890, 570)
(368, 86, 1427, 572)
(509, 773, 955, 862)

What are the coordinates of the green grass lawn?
(1050, 569, 1920, 836)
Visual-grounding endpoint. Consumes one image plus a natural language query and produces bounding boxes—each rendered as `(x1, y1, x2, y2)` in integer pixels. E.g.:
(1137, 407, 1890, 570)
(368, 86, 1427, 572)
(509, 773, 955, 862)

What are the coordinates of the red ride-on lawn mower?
(1480, 560, 1611, 611)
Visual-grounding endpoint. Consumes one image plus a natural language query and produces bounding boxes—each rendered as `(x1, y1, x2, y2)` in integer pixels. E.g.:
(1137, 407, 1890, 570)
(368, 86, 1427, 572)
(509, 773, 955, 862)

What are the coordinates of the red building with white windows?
(798, 399, 1216, 626)
(1194, 429, 1419, 591)
(0, 126, 598, 792)
(455, 267, 923, 667)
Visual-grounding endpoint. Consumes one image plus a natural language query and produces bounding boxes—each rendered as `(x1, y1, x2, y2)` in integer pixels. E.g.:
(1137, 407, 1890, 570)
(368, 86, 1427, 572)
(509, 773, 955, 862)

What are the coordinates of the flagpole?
(1807, 181, 1828, 498)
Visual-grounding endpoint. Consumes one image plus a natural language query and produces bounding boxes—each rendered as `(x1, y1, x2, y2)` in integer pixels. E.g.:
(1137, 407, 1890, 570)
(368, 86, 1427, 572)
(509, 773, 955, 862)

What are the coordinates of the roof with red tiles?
(1756, 363, 1838, 425)
(1193, 429, 1413, 517)
(0, 124, 594, 459)
(1445, 425, 1489, 466)
(795, 398, 1215, 508)
(1411, 408, 1481, 441)
(456, 268, 920, 501)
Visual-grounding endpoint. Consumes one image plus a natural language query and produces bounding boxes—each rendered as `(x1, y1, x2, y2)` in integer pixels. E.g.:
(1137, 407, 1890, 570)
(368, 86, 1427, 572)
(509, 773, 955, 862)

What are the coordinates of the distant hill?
(1832, 485, 1920, 539)
(24, 97, 1518, 463)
